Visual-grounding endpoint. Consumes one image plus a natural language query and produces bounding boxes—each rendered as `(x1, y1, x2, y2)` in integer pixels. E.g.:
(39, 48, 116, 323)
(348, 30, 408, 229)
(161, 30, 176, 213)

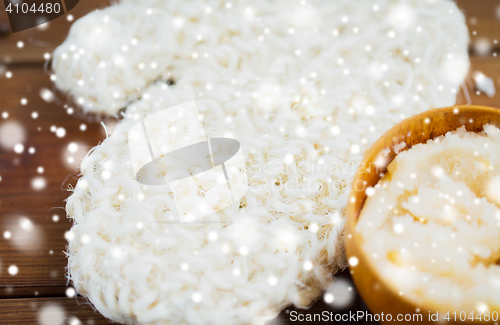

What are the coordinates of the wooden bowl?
(345, 105, 500, 324)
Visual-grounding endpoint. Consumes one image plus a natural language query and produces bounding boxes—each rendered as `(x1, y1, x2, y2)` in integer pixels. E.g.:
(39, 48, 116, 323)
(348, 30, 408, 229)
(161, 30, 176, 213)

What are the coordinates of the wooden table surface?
(0, 1, 499, 324)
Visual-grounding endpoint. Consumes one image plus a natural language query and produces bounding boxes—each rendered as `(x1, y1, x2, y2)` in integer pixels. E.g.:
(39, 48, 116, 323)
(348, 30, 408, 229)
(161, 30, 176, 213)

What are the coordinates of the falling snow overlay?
(473, 71, 496, 98)
(357, 125, 500, 313)
(52, 0, 469, 324)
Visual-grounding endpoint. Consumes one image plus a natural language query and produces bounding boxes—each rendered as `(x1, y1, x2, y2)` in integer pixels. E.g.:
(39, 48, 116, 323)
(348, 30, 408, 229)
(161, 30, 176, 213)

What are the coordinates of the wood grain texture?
(0, 296, 115, 325)
(456, 0, 500, 52)
(0, 66, 108, 296)
(0, 1, 499, 325)
(0, 0, 110, 64)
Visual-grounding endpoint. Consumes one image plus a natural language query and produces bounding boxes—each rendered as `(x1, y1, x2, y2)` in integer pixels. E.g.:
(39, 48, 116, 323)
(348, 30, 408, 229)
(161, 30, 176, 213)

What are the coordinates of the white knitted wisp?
(55, 0, 469, 324)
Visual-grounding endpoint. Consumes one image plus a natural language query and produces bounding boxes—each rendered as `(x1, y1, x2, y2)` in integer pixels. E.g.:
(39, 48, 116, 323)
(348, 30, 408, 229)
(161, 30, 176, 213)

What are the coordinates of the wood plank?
(0, 296, 317, 325)
(0, 296, 116, 325)
(455, 0, 500, 54)
(464, 56, 500, 106)
(0, 65, 108, 296)
(0, 0, 110, 64)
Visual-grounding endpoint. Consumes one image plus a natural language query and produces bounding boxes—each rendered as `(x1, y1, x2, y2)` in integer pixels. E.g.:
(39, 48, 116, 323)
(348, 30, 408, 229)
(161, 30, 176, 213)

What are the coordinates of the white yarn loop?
(54, 0, 469, 324)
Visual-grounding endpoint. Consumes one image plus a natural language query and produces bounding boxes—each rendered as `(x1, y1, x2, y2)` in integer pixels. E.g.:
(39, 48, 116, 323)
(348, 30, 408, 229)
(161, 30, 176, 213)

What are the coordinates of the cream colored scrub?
(357, 125, 500, 314)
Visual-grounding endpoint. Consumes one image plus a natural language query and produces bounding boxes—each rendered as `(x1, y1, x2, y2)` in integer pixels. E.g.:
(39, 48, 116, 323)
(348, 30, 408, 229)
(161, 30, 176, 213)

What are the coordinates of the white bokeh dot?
(8, 265, 18, 275)
(32, 177, 47, 190)
(208, 231, 218, 241)
(330, 126, 341, 136)
(80, 234, 91, 244)
(324, 278, 355, 309)
(192, 292, 203, 303)
(0, 121, 26, 150)
(268, 276, 278, 286)
(239, 246, 249, 255)
(394, 223, 405, 234)
(324, 293, 334, 303)
(40, 88, 54, 102)
(68, 142, 78, 153)
(38, 303, 65, 325)
(19, 217, 33, 231)
(68, 317, 82, 325)
(303, 260, 313, 271)
(64, 231, 74, 241)
(14, 143, 24, 154)
(56, 127, 66, 138)
(348, 256, 359, 267)
(66, 287, 76, 297)
(102, 170, 111, 180)
(366, 187, 375, 196)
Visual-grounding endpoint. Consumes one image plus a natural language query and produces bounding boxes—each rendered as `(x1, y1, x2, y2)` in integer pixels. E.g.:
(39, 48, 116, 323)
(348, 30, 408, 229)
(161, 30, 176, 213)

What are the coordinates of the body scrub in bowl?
(358, 125, 500, 313)
(346, 106, 500, 324)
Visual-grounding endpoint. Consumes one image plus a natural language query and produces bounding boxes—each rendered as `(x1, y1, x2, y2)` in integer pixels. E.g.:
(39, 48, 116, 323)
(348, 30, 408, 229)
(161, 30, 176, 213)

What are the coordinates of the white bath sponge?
(52, 0, 469, 116)
(57, 0, 469, 324)
(67, 84, 346, 324)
